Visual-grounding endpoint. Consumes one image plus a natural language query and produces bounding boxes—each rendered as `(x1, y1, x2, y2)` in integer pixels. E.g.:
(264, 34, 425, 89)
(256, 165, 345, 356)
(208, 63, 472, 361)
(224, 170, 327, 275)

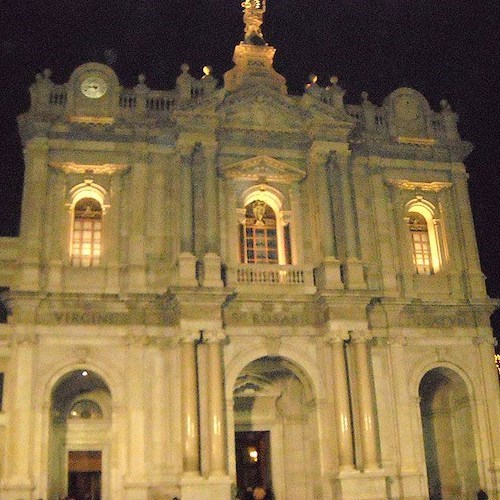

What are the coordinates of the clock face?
(80, 75, 108, 99)
(395, 96, 420, 121)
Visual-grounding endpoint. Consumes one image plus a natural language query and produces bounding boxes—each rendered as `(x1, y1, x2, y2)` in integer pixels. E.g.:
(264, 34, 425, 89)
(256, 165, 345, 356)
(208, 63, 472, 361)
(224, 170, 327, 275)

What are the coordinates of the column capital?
(324, 330, 350, 344)
(203, 329, 226, 343)
(350, 330, 373, 343)
(178, 329, 201, 343)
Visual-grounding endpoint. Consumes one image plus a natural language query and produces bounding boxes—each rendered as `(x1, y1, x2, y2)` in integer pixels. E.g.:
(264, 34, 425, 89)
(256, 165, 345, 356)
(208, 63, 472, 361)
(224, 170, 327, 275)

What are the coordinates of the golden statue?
(242, 0, 266, 44)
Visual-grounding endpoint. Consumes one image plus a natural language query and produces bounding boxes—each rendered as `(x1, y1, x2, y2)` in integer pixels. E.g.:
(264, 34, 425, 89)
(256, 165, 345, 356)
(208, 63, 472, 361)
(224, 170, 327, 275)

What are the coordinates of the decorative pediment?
(219, 88, 308, 132)
(220, 155, 306, 183)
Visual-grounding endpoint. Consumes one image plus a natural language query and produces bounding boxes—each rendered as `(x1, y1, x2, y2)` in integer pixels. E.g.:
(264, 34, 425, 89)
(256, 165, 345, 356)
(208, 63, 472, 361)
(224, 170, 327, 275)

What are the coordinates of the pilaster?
(17, 139, 50, 291)
(0, 330, 38, 498)
(127, 148, 148, 293)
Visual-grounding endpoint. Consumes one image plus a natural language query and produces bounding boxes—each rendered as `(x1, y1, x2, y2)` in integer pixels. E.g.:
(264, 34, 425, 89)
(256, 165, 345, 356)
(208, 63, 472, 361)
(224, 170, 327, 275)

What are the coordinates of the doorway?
(68, 450, 102, 500)
(235, 431, 271, 497)
(419, 367, 480, 499)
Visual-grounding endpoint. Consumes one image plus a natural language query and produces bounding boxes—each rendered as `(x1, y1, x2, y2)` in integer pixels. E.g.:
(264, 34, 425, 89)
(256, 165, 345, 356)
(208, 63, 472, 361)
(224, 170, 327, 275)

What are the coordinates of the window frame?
(68, 183, 108, 268)
(405, 199, 443, 275)
(239, 188, 292, 266)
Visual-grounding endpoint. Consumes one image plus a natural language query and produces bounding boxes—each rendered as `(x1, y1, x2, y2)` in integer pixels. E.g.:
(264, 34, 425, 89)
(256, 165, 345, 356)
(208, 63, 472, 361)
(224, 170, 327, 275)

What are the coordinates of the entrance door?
(68, 451, 102, 500)
(235, 431, 271, 498)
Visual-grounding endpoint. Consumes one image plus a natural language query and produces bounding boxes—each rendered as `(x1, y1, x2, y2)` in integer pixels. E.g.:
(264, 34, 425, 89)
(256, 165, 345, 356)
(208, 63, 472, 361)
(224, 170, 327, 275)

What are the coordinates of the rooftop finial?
(242, 0, 266, 45)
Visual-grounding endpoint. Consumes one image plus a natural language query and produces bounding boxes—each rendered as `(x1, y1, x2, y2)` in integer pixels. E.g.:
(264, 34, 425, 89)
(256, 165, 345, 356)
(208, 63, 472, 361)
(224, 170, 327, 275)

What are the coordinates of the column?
(178, 150, 198, 286)
(289, 185, 305, 265)
(336, 154, 366, 289)
(148, 340, 167, 479)
(371, 172, 399, 293)
(147, 155, 167, 257)
(46, 168, 65, 292)
(315, 151, 342, 289)
(351, 331, 379, 470)
(451, 169, 486, 298)
(2, 331, 37, 498)
(17, 139, 49, 291)
(204, 145, 219, 255)
(315, 154, 336, 257)
(180, 151, 194, 253)
(327, 332, 355, 470)
(180, 332, 201, 476)
(201, 144, 223, 287)
(124, 332, 147, 494)
(351, 160, 379, 289)
(127, 148, 148, 292)
(105, 173, 121, 293)
(205, 330, 227, 476)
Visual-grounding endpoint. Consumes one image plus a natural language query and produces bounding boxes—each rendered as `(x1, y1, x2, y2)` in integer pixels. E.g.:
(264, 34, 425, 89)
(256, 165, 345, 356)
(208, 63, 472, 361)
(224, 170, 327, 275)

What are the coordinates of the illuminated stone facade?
(0, 4, 499, 500)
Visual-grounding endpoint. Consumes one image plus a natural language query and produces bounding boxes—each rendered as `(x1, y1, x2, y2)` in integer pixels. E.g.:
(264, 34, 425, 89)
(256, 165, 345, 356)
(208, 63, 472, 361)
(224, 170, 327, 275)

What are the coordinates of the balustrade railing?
(49, 86, 67, 106)
(229, 264, 314, 287)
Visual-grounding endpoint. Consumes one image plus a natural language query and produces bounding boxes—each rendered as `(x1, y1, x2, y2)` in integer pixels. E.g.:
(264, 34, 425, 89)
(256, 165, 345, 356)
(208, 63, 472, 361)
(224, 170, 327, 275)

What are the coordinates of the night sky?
(0, 0, 498, 334)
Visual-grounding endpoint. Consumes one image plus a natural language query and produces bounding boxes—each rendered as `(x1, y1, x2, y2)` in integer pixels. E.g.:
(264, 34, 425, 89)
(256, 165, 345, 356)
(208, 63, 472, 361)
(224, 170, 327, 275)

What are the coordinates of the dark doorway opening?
(68, 450, 102, 500)
(235, 431, 272, 498)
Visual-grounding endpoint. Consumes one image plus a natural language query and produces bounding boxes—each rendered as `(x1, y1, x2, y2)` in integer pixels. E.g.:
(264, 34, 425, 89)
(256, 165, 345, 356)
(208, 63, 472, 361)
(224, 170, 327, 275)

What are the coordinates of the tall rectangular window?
(408, 212, 433, 275)
(71, 198, 102, 267)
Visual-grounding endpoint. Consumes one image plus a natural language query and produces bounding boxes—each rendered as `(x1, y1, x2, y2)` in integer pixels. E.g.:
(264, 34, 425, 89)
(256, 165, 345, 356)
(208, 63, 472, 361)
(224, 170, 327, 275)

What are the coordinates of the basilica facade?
(0, 4, 499, 500)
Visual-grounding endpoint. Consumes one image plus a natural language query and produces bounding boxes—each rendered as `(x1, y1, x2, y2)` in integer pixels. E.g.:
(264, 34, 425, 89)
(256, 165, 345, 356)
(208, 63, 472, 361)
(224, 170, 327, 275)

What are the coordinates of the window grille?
(408, 212, 433, 275)
(71, 197, 102, 267)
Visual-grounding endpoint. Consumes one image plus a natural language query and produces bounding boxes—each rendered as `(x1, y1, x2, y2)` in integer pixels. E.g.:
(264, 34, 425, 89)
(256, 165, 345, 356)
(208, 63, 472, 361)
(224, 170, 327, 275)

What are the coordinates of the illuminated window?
(241, 201, 279, 264)
(68, 399, 103, 419)
(240, 199, 292, 265)
(408, 212, 433, 275)
(405, 199, 444, 275)
(71, 197, 102, 267)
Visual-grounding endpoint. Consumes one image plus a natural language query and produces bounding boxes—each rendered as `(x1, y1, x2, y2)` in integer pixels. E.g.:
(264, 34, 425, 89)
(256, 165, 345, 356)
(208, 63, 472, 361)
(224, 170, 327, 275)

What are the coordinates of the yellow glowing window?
(71, 197, 102, 267)
(408, 212, 433, 275)
(240, 201, 279, 264)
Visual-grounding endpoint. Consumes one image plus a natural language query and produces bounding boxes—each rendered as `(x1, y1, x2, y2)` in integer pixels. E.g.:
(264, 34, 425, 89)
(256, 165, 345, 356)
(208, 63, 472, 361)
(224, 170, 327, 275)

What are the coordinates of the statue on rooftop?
(242, 0, 266, 45)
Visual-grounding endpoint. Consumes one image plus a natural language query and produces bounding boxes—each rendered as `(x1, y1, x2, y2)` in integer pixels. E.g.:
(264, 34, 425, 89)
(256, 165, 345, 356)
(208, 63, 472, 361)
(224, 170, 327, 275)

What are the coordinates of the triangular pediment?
(218, 86, 309, 132)
(221, 155, 306, 183)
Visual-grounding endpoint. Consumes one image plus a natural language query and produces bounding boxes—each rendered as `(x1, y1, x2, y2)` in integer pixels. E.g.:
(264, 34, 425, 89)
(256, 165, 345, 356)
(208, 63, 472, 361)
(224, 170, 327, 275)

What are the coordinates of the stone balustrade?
(229, 264, 314, 288)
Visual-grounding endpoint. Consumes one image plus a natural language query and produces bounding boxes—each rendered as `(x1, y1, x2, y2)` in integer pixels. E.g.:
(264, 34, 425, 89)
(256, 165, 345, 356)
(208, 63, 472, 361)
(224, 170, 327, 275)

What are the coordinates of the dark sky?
(0, 0, 498, 330)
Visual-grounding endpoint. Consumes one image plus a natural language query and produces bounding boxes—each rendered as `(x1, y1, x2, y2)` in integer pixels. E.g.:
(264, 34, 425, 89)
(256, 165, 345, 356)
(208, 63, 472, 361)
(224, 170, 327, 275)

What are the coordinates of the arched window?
(239, 193, 292, 265)
(241, 200, 278, 264)
(71, 197, 102, 267)
(408, 212, 432, 275)
(405, 199, 443, 275)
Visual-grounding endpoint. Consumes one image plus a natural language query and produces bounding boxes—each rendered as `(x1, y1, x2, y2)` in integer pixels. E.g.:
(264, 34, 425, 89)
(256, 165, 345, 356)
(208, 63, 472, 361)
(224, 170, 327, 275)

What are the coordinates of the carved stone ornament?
(387, 179, 452, 192)
(221, 155, 305, 183)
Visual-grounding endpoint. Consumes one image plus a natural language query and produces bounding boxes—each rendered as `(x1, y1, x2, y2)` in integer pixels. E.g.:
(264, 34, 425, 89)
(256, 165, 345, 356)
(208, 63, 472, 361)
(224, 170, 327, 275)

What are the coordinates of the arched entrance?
(419, 367, 480, 499)
(48, 369, 112, 500)
(233, 356, 319, 500)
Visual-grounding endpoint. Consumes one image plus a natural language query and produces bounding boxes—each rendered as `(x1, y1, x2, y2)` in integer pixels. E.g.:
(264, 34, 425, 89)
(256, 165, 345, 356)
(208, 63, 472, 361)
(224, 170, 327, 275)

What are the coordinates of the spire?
(242, 0, 267, 45)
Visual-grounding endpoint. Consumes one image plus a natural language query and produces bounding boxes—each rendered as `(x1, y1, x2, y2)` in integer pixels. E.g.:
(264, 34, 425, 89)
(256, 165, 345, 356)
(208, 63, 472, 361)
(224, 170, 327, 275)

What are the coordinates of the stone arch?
(41, 361, 120, 500)
(225, 343, 325, 402)
(415, 363, 481, 499)
(230, 349, 324, 500)
(39, 358, 124, 409)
